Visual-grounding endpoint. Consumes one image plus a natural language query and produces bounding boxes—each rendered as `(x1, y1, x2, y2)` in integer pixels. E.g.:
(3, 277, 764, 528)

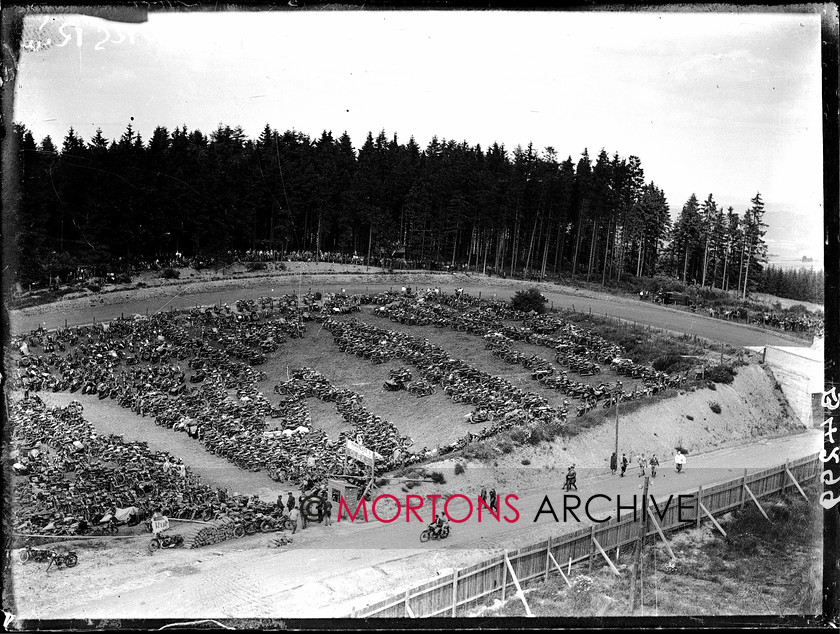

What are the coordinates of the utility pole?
(630, 475, 650, 612)
(614, 381, 622, 463)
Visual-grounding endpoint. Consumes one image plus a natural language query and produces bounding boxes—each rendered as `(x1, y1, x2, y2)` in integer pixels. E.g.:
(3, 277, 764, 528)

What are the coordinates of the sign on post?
(151, 516, 170, 533)
(346, 439, 376, 467)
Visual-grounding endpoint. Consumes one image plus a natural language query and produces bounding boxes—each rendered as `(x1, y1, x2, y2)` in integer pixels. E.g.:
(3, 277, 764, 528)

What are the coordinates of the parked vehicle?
(148, 532, 184, 552)
(46, 549, 78, 570)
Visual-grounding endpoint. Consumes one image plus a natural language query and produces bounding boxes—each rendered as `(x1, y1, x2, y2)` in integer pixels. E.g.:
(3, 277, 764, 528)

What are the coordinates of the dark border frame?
(1, 1, 836, 630)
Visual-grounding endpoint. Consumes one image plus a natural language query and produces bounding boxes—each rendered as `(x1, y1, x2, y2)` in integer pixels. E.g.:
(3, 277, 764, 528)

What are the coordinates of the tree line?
(757, 265, 824, 305)
(9, 122, 811, 303)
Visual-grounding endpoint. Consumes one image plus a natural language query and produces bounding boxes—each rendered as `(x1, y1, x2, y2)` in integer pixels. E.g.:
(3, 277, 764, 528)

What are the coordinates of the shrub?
(570, 575, 595, 609)
(685, 415, 694, 421)
(454, 463, 465, 476)
(709, 401, 722, 414)
(115, 272, 131, 284)
(510, 287, 547, 314)
(86, 283, 101, 293)
(498, 441, 514, 454)
(509, 428, 529, 445)
(521, 459, 531, 466)
(462, 443, 494, 461)
(161, 267, 180, 279)
(246, 261, 268, 272)
(652, 354, 694, 373)
(705, 364, 736, 384)
(707, 381, 717, 391)
(429, 471, 446, 485)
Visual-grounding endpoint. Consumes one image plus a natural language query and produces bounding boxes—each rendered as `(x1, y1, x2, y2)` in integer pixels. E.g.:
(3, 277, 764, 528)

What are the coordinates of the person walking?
(322, 496, 333, 527)
(650, 454, 659, 478)
(289, 506, 300, 535)
(286, 492, 295, 512)
(610, 451, 617, 476)
(298, 492, 308, 529)
(480, 486, 487, 505)
(564, 465, 578, 491)
(675, 450, 687, 473)
(275, 495, 285, 516)
(489, 488, 497, 512)
(620, 453, 628, 477)
(637, 454, 647, 478)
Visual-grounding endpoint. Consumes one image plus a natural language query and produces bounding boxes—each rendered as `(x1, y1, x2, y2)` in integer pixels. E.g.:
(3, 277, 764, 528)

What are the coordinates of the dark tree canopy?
(8, 122, 808, 305)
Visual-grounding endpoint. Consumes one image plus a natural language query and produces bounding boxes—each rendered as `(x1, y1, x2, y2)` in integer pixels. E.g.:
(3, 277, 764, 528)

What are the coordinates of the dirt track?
(9, 265, 807, 349)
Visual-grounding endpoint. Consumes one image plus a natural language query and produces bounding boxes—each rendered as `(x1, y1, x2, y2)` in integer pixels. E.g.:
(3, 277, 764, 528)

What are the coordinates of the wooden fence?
(351, 453, 820, 617)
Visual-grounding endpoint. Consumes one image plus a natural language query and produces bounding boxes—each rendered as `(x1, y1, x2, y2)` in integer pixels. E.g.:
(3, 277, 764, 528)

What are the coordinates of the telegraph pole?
(613, 380, 622, 463)
(630, 475, 650, 612)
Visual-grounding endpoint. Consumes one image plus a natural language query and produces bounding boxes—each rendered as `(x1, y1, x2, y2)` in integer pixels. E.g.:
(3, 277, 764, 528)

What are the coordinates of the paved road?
(21, 429, 820, 620)
(10, 273, 807, 349)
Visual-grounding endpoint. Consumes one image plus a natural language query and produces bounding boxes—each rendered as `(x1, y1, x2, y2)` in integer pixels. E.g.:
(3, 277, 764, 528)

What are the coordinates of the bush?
(429, 471, 446, 485)
(570, 575, 594, 609)
(454, 463, 465, 476)
(498, 441, 514, 454)
(521, 459, 531, 466)
(115, 272, 131, 284)
(161, 267, 180, 279)
(652, 354, 694, 374)
(510, 287, 547, 314)
(246, 261, 268, 272)
(509, 428, 529, 445)
(461, 443, 494, 461)
(709, 401, 722, 414)
(705, 364, 737, 384)
(86, 283, 101, 293)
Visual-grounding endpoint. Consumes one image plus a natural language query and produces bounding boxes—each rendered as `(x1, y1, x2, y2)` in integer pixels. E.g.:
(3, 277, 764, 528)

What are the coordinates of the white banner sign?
(346, 439, 376, 466)
(151, 517, 170, 533)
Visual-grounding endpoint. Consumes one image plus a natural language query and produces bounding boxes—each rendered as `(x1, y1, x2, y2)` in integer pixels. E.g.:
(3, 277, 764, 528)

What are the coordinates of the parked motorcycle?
(46, 549, 79, 570)
(18, 545, 52, 564)
(148, 533, 184, 553)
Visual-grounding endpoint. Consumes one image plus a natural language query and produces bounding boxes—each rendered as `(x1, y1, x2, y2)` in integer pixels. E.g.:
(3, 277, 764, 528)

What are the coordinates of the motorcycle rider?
(429, 512, 446, 538)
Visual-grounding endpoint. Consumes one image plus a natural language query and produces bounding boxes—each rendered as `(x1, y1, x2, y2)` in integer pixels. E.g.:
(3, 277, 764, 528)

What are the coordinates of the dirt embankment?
(420, 362, 804, 496)
(505, 363, 800, 468)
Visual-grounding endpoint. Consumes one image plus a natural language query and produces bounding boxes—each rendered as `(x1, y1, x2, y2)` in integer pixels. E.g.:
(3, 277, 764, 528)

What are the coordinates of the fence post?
(451, 568, 458, 616)
(696, 485, 703, 528)
(501, 554, 508, 601)
(544, 537, 552, 580)
(588, 525, 596, 572)
(782, 458, 789, 496)
(741, 468, 748, 508)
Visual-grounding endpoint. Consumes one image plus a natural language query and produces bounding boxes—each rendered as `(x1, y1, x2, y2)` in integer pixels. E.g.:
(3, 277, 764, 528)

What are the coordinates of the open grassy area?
(477, 483, 822, 617)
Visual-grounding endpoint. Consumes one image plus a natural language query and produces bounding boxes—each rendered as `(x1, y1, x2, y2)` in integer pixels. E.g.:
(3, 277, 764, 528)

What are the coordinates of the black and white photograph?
(1, 3, 837, 627)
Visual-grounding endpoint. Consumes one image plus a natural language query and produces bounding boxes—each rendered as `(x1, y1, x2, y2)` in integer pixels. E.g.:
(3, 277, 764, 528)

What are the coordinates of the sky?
(13, 8, 824, 261)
